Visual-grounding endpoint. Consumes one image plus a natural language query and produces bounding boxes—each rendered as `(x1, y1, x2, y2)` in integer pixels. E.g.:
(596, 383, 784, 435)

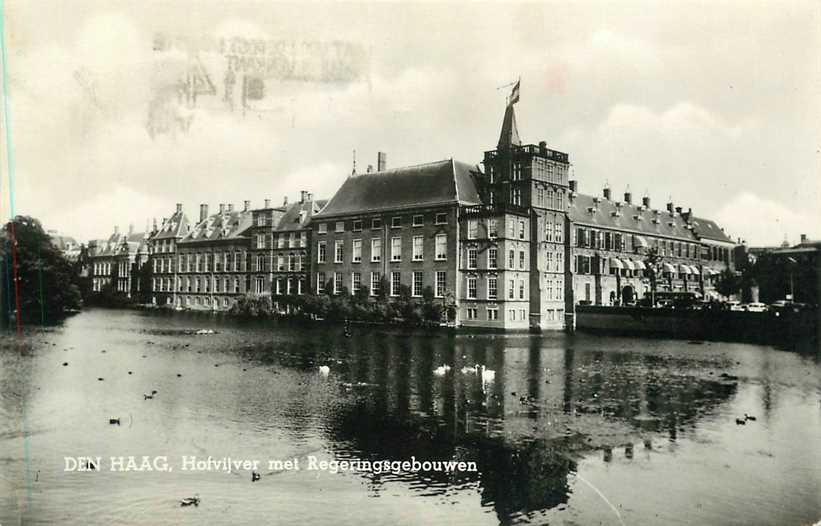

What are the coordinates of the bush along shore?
(228, 283, 455, 328)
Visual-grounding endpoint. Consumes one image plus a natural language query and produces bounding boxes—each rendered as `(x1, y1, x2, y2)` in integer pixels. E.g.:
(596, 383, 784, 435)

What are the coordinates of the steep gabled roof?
(689, 216, 734, 244)
(569, 193, 698, 241)
(275, 199, 329, 232)
(316, 159, 481, 218)
(179, 210, 252, 244)
(151, 209, 191, 240)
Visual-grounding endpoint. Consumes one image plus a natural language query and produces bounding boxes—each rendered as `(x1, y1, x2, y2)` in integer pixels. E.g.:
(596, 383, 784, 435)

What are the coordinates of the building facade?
(246, 192, 326, 307)
(566, 189, 707, 308)
(311, 159, 480, 322)
(147, 203, 191, 306)
(175, 203, 252, 310)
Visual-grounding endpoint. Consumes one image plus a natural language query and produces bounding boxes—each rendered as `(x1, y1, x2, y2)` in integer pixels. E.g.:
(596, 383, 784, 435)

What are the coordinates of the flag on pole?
(509, 79, 520, 105)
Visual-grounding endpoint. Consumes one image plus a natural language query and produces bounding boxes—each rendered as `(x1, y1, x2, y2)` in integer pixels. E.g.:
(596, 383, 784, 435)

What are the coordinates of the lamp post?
(786, 256, 797, 301)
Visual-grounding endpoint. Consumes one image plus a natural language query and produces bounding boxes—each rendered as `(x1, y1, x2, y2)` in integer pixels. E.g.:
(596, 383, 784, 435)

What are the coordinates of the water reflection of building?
(283, 334, 737, 522)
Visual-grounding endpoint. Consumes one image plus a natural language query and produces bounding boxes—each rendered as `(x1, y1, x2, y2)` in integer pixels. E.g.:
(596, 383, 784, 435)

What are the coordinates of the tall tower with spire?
(479, 83, 572, 330)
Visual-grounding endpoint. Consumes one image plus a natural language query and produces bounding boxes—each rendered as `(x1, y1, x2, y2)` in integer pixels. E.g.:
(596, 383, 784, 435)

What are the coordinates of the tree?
(1, 216, 83, 326)
(715, 268, 741, 299)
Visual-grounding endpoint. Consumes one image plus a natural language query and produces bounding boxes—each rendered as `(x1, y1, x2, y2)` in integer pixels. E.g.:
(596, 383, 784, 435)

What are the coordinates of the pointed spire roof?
(497, 103, 521, 150)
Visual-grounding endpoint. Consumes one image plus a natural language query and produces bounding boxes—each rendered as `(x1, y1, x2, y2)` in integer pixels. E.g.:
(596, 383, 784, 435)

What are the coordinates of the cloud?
(714, 192, 819, 246)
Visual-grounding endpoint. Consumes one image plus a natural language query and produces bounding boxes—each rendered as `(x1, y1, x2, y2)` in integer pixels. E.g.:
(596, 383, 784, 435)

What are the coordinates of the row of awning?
(611, 258, 720, 276)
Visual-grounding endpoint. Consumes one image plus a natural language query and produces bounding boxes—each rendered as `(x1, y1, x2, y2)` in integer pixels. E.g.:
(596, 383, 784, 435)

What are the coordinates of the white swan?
(433, 365, 451, 376)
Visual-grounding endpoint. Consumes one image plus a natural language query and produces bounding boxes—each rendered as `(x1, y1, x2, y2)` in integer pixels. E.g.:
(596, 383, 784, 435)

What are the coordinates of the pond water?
(0, 309, 819, 525)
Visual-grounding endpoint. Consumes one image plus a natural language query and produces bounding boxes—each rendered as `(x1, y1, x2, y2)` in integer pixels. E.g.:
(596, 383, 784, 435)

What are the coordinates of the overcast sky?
(2, 1, 819, 246)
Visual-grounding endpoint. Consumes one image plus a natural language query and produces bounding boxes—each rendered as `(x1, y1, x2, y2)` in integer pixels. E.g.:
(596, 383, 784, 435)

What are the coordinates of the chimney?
(114, 225, 119, 235)
(675, 206, 682, 214)
(227, 203, 234, 212)
(377, 151, 387, 172)
(539, 141, 547, 155)
(367, 164, 373, 173)
(128, 224, 134, 235)
(265, 198, 271, 208)
(800, 234, 808, 244)
(642, 195, 651, 208)
(199, 204, 208, 222)
(300, 190, 309, 203)
(219, 203, 225, 214)
(568, 179, 578, 193)
(307, 192, 313, 202)
(682, 207, 693, 222)
(624, 191, 632, 204)
(152, 218, 158, 232)
(603, 186, 611, 200)
(666, 201, 674, 213)
(175, 203, 182, 213)
(243, 200, 251, 211)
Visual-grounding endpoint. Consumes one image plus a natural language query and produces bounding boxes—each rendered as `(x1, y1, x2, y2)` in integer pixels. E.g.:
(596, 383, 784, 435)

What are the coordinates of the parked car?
(725, 300, 744, 312)
(743, 302, 768, 312)
(769, 300, 791, 308)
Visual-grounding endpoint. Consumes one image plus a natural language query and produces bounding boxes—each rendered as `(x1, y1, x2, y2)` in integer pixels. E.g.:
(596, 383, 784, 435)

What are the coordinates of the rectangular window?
(390, 272, 401, 296)
(508, 279, 514, 299)
(468, 219, 478, 239)
(487, 308, 498, 321)
(487, 276, 497, 299)
(371, 272, 381, 296)
(333, 272, 343, 294)
(509, 309, 516, 321)
(508, 250, 515, 268)
(288, 254, 296, 271)
(256, 234, 265, 249)
(371, 218, 382, 229)
(391, 237, 402, 261)
(467, 247, 477, 269)
(335, 221, 345, 233)
(488, 248, 497, 269)
(519, 250, 525, 269)
(391, 216, 402, 228)
(435, 212, 447, 225)
(488, 219, 497, 238)
(519, 280, 525, 299)
(412, 214, 423, 227)
(352, 239, 362, 262)
(435, 234, 447, 260)
(435, 271, 446, 298)
(519, 220, 525, 239)
(318, 223, 327, 234)
(371, 238, 382, 262)
(412, 236, 424, 261)
(334, 240, 344, 263)
(412, 271, 423, 297)
(317, 241, 327, 263)
(352, 220, 362, 232)
(467, 308, 478, 320)
(275, 278, 282, 295)
(467, 277, 477, 299)
(277, 255, 285, 271)
(352, 272, 361, 293)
